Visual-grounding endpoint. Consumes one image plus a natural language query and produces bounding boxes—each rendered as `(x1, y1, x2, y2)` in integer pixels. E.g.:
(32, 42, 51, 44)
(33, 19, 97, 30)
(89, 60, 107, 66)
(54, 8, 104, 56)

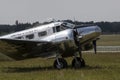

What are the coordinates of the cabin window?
(53, 27, 56, 33)
(15, 36, 23, 39)
(38, 31, 47, 37)
(26, 34, 34, 39)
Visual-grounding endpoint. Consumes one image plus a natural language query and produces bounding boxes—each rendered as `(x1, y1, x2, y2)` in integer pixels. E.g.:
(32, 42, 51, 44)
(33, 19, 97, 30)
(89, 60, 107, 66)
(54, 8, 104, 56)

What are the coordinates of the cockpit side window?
(56, 26, 61, 32)
(55, 26, 67, 32)
(53, 24, 68, 33)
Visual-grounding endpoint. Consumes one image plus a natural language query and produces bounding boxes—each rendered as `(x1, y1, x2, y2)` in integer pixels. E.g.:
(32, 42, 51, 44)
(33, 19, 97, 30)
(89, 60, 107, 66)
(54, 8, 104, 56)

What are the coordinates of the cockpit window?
(60, 25, 67, 30)
(55, 25, 67, 32)
(61, 22, 75, 28)
(53, 22, 74, 33)
(26, 34, 34, 39)
(56, 26, 61, 32)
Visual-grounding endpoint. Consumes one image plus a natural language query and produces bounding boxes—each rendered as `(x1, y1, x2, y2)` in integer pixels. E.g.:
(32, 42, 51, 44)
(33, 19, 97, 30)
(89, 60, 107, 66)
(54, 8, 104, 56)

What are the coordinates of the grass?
(0, 34, 120, 80)
(0, 53, 120, 80)
(98, 34, 120, 46)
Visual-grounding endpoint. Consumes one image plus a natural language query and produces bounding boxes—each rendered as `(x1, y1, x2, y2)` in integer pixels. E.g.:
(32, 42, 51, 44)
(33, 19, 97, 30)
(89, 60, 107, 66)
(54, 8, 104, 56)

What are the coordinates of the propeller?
(72, 19, 83, 58)
(92, 40, 97, 54)
(73, 26, 82, 58)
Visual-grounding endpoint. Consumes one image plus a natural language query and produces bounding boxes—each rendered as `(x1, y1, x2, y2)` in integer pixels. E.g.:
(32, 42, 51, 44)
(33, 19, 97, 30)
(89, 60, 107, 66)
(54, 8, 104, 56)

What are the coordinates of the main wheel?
(72, 57, 85, 69)
(54, 58, 68, 69)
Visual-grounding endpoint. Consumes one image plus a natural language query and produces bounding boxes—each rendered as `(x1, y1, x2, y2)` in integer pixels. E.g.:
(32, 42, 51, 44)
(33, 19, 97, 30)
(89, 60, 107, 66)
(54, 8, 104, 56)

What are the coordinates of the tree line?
(0, 20, 120, 35)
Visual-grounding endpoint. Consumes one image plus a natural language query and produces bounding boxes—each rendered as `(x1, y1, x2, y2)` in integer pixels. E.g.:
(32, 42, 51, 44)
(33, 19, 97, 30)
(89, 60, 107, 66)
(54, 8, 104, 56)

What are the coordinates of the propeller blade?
(93, 40, 97, 54)
(73, 28, 82, 58)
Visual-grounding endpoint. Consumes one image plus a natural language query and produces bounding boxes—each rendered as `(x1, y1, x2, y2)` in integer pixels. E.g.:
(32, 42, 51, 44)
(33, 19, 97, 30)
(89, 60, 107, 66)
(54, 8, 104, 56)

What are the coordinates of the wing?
(0, 38, 57, 60)
(0, 38, 48, 44)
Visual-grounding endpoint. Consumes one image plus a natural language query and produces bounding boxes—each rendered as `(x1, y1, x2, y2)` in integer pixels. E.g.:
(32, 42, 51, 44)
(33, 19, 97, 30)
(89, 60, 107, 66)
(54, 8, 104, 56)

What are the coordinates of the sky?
(0, 0, 120, 24)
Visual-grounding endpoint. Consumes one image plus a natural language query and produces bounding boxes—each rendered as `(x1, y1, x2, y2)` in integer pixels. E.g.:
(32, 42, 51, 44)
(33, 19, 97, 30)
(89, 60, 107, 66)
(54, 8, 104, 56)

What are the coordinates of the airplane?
(0, 21, 101, 69)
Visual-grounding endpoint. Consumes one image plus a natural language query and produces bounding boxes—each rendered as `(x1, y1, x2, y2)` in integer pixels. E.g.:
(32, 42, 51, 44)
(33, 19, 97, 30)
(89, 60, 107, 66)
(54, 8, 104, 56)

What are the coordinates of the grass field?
(0, 34, 120, 80)
(0, 53, 120, 80)
(98, 34, 120, 46)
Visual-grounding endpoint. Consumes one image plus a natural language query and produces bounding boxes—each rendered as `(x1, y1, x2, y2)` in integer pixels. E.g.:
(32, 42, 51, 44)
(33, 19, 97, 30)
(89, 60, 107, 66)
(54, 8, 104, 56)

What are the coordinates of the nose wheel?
(53, 58, 68, 69)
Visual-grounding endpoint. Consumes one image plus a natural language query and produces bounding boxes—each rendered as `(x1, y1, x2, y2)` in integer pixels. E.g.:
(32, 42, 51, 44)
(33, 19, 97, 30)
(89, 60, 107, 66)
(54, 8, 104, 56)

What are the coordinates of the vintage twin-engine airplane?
(0, 21, 101, 69)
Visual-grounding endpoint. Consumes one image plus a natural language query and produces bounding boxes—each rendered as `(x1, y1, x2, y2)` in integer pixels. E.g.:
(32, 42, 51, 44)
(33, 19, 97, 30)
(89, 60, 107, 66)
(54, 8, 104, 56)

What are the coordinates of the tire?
(54, 58, 68, 69)
(72, 57, 85, 69)
(81, 58, 85, 67)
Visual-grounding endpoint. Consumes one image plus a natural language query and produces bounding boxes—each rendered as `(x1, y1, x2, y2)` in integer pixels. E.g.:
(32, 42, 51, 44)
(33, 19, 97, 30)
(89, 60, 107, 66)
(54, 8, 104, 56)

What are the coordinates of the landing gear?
(71, 46, 86, 69)
(72, 57, 85, 69)
(71, 38, 86, 69)
(54, 58, 68, 69)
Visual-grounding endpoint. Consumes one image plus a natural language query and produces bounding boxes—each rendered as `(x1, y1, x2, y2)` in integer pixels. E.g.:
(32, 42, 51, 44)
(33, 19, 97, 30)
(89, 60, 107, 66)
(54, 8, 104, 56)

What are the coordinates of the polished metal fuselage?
(0, 22, 101, 60)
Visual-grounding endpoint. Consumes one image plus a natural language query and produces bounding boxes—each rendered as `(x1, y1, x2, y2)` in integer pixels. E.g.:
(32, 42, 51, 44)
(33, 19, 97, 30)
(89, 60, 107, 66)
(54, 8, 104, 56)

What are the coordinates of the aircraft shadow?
(3, 66, 55, 73)
(3, 65, 103, 73)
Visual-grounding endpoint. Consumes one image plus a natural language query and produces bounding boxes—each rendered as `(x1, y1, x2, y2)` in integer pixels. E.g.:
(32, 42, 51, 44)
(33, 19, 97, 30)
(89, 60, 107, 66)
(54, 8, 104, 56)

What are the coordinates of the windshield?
(61, 22, 75, 29)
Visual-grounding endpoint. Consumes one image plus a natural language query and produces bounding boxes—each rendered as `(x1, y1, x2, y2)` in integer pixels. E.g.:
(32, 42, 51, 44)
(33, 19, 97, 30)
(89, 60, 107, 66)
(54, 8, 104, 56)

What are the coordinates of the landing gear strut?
(72, 40, 86, 68)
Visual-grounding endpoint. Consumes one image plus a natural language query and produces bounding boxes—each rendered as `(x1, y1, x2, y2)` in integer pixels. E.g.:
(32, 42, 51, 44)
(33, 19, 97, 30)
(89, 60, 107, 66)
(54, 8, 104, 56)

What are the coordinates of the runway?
(84, 46, 120, 53)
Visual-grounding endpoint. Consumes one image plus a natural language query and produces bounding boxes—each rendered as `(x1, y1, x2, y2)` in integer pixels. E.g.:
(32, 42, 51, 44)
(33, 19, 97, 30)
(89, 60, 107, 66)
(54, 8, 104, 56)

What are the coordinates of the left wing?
(0, 38, 49, 45)
(0, 38, 57, 60)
